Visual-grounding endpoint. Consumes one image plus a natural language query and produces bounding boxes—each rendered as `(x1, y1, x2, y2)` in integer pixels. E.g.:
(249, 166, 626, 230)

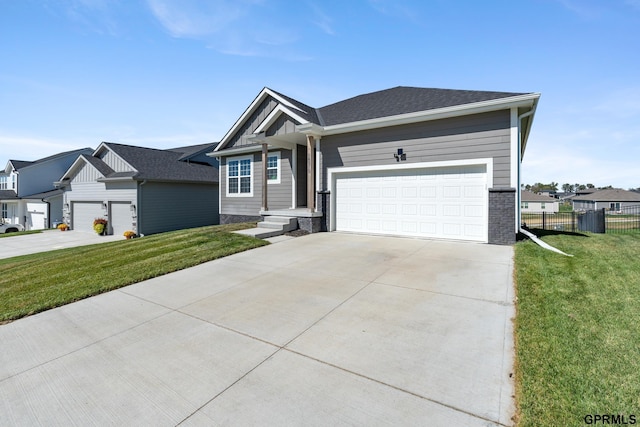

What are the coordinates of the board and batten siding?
(227, 96, 279, 149)
(98, 149, 132, 173)
(138, 181, 219, 235)
(266, 115, 299, 137)
(320, 110, 511, 189)
(220, 150, 293, 216)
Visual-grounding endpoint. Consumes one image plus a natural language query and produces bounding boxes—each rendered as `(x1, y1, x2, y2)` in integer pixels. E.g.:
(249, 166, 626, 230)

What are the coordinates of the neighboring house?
(55, 142, 219, 236)
(210, 86, 540, 244)
(0, 148, 93, 229)
(520, 191, 559, 213)
(572, 188, 640, 212)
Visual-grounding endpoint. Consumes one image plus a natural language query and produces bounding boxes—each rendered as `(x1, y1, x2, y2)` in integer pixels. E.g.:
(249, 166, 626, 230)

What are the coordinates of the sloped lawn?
(0, 223, 266, 322)
(514, 232, 640, 426)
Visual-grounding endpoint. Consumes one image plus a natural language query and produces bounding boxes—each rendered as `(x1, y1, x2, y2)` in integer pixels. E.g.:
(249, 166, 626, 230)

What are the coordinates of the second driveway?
(0, 233, 515, 426)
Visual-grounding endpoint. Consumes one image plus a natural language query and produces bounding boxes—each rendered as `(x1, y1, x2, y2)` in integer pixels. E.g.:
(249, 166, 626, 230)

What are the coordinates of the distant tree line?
(520, 182, 622, 193)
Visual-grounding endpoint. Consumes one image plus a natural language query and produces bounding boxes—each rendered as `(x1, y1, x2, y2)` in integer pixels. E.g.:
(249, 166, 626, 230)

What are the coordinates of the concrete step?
(234, 228, 285, 239)
(258, 216, 298, 232)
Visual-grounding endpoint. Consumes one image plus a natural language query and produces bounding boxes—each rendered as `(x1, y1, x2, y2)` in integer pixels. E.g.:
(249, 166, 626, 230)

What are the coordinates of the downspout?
(518, 105, 571, 256)
(138, 180, 147, 236)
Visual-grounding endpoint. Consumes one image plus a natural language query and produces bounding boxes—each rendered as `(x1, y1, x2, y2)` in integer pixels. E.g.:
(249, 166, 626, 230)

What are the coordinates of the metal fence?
(522, 205, 640, 234)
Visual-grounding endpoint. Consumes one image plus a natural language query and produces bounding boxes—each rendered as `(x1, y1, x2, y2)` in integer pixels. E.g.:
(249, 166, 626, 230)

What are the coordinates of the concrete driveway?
(0, 229, 123, 259)
(0, 233, 515, 426)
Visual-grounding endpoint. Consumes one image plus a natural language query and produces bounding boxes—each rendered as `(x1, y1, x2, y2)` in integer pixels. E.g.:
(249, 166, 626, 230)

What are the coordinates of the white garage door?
(72, 202, 104, 232)
(334, 165, 488, 242)
(109, 202, 132, 236)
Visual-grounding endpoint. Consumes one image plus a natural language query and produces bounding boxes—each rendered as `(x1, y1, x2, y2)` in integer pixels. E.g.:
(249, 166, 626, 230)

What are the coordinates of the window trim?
(226, 155, 254, 197)
(267, 151, 281, 185)
(1, 203, 7, 219)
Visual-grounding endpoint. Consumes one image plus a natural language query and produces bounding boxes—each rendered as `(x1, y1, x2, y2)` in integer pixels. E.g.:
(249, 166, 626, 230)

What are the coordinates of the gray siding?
(139, 182, 219, 235)
(320, 110, 511, 188)
(220, 150, 293, 216)
(17, 150, 91, 196)
(70, 162, 102, 183)
(228, 96, 278, 149)
(266, 115, 299, 137)
(99, 149, 132, 172)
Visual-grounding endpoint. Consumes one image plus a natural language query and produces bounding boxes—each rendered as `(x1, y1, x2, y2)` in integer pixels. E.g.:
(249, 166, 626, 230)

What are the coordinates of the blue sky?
(1, 0, 639, 189)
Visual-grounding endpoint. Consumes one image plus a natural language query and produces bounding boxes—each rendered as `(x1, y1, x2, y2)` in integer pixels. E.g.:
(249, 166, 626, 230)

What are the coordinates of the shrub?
(123, 230, 136, 239)
(57, 223, 69, 231)
(93, 218, 107, 235)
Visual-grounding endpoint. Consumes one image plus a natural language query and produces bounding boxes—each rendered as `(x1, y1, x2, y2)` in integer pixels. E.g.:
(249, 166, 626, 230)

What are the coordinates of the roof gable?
(214, 85, 539, 153)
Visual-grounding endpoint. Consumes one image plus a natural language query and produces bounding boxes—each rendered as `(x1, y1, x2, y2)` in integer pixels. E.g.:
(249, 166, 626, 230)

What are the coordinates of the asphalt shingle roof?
(103, 143, 218, 183)
(573, 188, 640, 202)
(521, 191, 558, 202)
(315, 86, 527, 126)
(82, 155, 115, 177)
(0, 190, 18, 199)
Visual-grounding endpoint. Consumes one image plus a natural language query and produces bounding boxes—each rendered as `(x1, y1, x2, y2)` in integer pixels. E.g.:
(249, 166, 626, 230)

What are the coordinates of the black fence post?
(542, 211, 546, 230)
(572, 211, 576, 233)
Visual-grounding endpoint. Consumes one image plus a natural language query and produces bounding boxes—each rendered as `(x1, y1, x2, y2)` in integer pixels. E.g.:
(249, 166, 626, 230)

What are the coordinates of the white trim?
(291, 145, 297, 208)
(225, 154, 254, 197)
(94, 143, 137, 172)
(510, 108, 519, 189)
(315, 137, 321, 194)
(254, 104, 309, 134)
(327, 158, 493, 240)
(266, 151, 281, 185)
(208, 145, 262, 157)
(59, 155, 102, 182)
(298, 93, 540, 136)
(214, 88, 310, 152)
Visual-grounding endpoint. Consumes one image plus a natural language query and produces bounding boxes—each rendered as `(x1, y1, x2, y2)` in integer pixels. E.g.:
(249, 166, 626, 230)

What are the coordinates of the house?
(572, 188, 640, 212)
(210, 86, 540, 244)
(55, 142, 219, 236)
(0, 148, 93, 229)
(520, 191, 559, 213)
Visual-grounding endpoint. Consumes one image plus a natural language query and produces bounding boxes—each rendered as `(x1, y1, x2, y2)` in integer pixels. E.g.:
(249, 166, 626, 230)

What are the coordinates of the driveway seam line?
(282, 348, 508, 427)
(372, 281, 512, 306)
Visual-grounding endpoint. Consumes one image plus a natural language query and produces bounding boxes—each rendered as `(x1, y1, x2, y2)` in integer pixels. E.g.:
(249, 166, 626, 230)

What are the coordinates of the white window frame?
(1, 203, 7, 219)
(0, 176, 7, 190)
(226, 155, 254, 197)
(267, 151, 281, 185)
(541, 202, 545, 209)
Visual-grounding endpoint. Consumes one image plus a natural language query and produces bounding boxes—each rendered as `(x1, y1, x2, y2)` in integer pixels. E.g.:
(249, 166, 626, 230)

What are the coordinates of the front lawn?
(514, 232, 640, 426)
(0, 223, 266, 322)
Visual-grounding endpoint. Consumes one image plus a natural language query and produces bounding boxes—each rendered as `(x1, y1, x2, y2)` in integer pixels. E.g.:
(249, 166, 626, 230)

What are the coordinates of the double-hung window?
(0, 176, 7, 190)
(227, 155, 253, 196)
(267, 151, 281, 184)
(1, 203, 7, 219)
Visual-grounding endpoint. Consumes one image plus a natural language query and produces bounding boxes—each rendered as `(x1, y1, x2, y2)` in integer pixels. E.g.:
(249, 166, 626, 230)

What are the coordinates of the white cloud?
(145, 0, 309, 59)
(309, 2, 335, 35)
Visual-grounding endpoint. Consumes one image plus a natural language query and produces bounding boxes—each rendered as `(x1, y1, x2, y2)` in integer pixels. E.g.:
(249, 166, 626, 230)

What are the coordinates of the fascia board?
(320, 93, 541, 136)
(214, 87, 310, 152)
(99, 143, 138, 173)
(254, 104, 309, 134)
(208, 145, 263, 157)
(59, 155, 95, 181)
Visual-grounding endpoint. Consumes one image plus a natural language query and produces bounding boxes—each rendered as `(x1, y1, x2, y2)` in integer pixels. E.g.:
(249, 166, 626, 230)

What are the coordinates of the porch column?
(307, 135, 315, 212)
(261, 143, 268, 211)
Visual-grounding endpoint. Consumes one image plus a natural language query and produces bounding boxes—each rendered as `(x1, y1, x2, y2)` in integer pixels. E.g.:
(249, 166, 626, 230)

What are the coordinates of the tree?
(562, 183, 574, 193)
(586, 183, 595, 189)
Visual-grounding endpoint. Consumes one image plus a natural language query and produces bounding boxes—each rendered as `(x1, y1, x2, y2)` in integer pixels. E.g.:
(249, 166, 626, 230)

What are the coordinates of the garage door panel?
(110, 202, 131, 236)
(72, 202, 104, 232)
(335, 165, 487, 242)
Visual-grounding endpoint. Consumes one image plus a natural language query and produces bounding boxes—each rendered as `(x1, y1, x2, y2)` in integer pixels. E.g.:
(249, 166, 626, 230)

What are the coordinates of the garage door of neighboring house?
(28, 211, 46, 230)
(109, 202, 132, 236)
(333, 164, 488, 242)
(72, 202, 104, 232)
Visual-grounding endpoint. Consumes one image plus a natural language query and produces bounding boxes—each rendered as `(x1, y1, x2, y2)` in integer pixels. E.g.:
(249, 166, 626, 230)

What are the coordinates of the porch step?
(257, 216, 298, 232)
(234, 216, 298, 240)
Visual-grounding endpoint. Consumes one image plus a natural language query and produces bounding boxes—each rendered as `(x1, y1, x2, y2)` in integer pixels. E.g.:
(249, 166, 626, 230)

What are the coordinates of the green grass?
(0, 223, 267, 322)
(514, 232, 640, 426)
(0, 230, 42, 238)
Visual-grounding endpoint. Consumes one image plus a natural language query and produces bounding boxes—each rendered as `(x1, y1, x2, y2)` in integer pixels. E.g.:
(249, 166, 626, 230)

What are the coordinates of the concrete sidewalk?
(0, 233, 516, 426)
(0, 229, 123, 259)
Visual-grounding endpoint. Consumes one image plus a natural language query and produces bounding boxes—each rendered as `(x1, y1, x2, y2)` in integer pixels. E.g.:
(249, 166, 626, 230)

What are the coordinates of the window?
(541, 202, 546, 209)
(0, 176, 6, 190)
(610, 202, 621, 211)
(1, 203, 7, 219)
(11, 174, 16, 190)
(227, 155, 253, 197)
(267, 151, 281, 184)
(522, 202, 529, 209)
